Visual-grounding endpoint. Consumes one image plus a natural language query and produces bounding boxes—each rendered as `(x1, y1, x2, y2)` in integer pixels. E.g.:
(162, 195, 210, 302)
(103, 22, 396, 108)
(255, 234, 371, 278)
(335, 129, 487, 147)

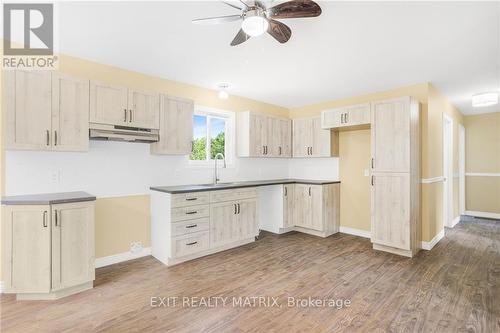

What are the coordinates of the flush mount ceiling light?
(472, 92, 499, 108)
(192, 0, 322, 46)
(217, 83, 229, 100)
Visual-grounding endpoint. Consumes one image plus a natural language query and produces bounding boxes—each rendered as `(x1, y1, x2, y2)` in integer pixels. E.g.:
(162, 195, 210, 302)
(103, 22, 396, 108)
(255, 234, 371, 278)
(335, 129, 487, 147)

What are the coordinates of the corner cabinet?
(292, 116, 339, 157)
(2, 200, 95, 300)
(151, 95, 194, 155)
(3, 70, 89, 151)
(236, 111, 292, 158)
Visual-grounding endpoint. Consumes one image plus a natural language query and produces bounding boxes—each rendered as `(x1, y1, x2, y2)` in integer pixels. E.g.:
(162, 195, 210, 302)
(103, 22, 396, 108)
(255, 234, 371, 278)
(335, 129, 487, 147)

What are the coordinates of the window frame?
(188, 105, 235, 167)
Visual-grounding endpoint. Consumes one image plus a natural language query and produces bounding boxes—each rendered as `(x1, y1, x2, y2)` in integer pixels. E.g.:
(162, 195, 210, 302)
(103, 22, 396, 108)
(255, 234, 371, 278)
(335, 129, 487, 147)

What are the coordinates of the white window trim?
(188, 105, 235, 168)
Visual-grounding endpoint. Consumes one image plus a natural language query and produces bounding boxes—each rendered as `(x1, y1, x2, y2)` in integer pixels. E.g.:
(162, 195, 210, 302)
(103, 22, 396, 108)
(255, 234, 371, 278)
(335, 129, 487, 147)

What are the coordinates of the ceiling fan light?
(242, 16, 269, 37)
(218, 90, 229, 100)
(472, 92, 498, 108)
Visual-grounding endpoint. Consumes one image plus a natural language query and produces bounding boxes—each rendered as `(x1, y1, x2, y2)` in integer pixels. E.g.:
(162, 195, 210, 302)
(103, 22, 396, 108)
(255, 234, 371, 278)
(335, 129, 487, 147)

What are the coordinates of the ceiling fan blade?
(221, 1, 243, 11)
(231, 28, 251, 46)
(192, 15, 242, 25)
(267, 19, 292, 43)
(254, 0, 266, 9)
(269, 0, 322, 19)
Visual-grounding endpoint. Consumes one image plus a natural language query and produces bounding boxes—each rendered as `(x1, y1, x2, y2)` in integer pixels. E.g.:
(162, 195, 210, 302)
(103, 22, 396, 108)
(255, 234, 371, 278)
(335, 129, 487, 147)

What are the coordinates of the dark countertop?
(150, 179, 341, 194)
(2, 191, 96, 205)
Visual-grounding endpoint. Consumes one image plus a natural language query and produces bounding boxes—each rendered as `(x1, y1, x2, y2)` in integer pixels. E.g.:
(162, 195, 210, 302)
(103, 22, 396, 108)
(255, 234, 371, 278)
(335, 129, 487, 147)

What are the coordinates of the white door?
(89, 81, 128, 125)
(51, 202, 95, 291)
(459, 124, 466, 216)
(4, 70, 52, 150)
(128, 89, 160, 129)
(443, 114, 454, 227)
(51, 73, 89, 151)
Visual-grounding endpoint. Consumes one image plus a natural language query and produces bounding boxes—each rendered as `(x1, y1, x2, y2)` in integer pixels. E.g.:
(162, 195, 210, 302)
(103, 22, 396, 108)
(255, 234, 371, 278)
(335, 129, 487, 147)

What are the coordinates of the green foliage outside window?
(190, 132, 225, 160)
(210, 132, 225, 159)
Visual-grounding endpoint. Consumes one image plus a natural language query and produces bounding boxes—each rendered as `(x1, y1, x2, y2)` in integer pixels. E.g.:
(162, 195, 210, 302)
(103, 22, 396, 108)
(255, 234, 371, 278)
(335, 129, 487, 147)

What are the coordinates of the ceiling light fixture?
(217, 83, 229, 100)
(472, 92, 498, 108)
(241, 9, 269, 37)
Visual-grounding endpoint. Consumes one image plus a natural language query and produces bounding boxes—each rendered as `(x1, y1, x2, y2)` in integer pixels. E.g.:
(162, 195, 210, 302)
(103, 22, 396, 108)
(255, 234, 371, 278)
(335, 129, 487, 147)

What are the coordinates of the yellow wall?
(464, 112, 500, 213)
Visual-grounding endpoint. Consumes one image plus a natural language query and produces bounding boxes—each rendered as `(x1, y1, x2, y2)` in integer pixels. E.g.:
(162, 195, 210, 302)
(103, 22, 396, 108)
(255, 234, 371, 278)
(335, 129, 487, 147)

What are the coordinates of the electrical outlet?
(364, 169, 370, 177)
(130, 241, 143, 254)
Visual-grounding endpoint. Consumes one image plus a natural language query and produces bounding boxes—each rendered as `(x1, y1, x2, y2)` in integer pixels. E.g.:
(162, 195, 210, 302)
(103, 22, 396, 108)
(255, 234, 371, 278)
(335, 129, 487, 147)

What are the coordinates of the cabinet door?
(345, 103, 370, 127)
(283, 184, 294, 228)
(51, 202, 95, 291)
(4, 70, 52, 150)
(210, 201, 239, 248)
(238, 198, 258, 239)
(51, 73, 89, 152)
(2, 205, 51, 293)
(151, 96, 193, 155)
(269, 117, 281, 157)
(249, 113, 268, 156)
(128, 89, 160, 129)
(279, 119, 292, 157)
(372, 98, 410, 172)
(321, 108, 343, 129)
(311, 117, 331, 157)
(292, 118, 311, 157)
(89, 81, 128, 126)
(371, 173, 410, 250)
(309, 185, 324, 231)
(293, 184, 312, 228)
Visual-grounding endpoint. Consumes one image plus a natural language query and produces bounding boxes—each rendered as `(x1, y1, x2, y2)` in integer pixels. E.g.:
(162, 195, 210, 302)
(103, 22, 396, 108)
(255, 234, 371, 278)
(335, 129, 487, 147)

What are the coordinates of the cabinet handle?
(310, 146, 313, 155)
(234, 204, 237, 214)
(309, 187, 311, 196)
(185, 197, 197, 201)
(186, 241, 198, 246)
(54, 209, 58, 227)
(341, 114, 344, 124)
(129, 110, 133, 122)
(185, 211, 197, 215)
(237, 203, 240, 214)
(345, 113, 348, 123)
(371, 158, 374, 169)
(279, 146, 282, 155)
(371, 176, 374, 186)
(46, 130, 50, 146)
(124, 109, 127, 122)
(43, 211, 48, 227)
(185, 224, 197, 228)
(54, 130, 58, 146)
(284, 187, 287, 196)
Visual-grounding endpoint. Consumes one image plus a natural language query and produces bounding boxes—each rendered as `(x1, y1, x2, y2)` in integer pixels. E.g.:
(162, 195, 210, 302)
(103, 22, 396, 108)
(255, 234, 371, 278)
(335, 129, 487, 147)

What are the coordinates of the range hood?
(89, 123, 159, 143)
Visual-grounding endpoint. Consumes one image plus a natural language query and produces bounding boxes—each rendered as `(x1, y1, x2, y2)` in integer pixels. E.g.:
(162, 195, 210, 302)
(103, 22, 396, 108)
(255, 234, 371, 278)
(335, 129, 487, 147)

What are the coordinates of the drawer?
(172, 218, 209, 236)
(172, 231, 209, 258)
(171, 192, 210, 208)
(171, 204, 210, 222)
(210, 187, 258, 203)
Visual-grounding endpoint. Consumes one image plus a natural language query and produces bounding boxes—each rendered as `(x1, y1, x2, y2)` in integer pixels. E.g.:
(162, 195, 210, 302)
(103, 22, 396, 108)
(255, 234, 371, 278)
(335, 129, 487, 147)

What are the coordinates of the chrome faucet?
(214, 153, 226, 185)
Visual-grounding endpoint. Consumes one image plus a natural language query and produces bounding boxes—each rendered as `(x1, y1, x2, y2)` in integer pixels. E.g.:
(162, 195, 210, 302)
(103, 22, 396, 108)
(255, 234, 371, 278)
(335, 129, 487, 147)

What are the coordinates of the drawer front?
(172, 231, 209, 258)
(210, 187, 258, 203)
(172, 218, 209, 236)
(171, 204, 210, 222)
(171, 192, 210, 208)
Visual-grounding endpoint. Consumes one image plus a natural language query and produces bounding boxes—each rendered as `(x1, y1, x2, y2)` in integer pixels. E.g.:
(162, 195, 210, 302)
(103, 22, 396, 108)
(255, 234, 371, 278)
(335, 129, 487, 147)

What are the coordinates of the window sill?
(187, 161, 235, 169)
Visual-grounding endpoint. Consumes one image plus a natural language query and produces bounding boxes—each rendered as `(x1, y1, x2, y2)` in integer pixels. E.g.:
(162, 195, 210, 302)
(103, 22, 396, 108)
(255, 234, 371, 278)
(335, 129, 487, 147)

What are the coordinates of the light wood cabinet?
(238, 198, 259, 239)
(90, 81, 159, 129)
(371, 97, 420, 257)
(3, 71, 89, 152)
(321, 103, 370, 130)
(2, 200, 95, 299)
(283, 184, 294, 228)
(209, 201, 239, 248)
(151, 95, 194, 155)
(237, 111, 291, 158)
(292, 116, 338, 158)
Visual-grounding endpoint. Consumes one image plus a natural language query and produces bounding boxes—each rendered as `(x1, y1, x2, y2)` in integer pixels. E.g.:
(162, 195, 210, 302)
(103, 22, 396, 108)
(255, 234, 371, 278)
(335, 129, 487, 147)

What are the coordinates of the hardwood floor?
(1, 217, 499, 333)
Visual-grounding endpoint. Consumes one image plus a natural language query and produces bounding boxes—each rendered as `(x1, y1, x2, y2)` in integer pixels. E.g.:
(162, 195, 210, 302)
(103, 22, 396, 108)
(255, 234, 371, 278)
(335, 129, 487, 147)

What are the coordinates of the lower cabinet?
(283, 184, 294, 228)
(2, 201, 95, 300)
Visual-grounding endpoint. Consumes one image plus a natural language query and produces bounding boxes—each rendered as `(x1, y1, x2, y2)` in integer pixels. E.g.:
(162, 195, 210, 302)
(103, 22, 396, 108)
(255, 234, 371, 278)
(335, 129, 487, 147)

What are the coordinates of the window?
(189, 107, 234, 164)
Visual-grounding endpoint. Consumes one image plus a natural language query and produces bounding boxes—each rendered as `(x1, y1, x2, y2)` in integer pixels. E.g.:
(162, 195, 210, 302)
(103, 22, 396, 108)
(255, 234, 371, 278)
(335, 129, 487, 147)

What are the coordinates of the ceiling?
(57, 1, 500, 114)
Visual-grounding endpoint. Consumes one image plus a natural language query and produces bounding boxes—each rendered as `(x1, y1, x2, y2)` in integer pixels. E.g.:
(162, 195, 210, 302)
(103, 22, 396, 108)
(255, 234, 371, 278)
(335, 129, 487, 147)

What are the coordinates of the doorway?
(443, 114, 454, 228)
(458, 124, 465, 216)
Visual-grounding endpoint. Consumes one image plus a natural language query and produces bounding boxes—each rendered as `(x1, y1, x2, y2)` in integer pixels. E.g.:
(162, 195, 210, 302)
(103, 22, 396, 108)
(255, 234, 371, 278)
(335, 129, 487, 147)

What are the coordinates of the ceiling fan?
(192, 0, 322, 46)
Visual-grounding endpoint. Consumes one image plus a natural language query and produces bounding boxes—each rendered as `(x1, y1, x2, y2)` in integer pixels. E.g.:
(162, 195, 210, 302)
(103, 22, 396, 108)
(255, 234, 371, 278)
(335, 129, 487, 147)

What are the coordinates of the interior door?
(293, 184, 311, 228)
(283, 184, 294, 228)
(3, 206, 51, 293)
(128, 89, 160, 129)
(237, 198, 258, 239)
(371, 98, 410, 172)
(371, 173, 411, 249)
(4, 70, 52, 150)
(51, 73, 89, 152)
(51, 202, 95, 291)
(210, 201, 239, 248)
(89, 80, 128, 126)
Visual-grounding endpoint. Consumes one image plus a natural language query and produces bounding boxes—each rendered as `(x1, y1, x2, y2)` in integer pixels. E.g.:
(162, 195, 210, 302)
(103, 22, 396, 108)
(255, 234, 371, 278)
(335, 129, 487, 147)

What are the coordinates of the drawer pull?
(186, 241, 198, 246)
(185, 198, 198, 201)
(185, 224, 197, 228)
(185, 211, 197, 215)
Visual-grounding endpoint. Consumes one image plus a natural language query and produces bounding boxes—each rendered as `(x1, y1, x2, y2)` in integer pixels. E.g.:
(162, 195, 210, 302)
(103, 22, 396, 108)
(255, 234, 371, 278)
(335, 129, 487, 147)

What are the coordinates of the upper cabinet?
(90, 81, 159, 129)
(151, 95, 194, 155)
(321, 103, 371, 130)
(292, 116, 338, 158)
(3, 70, 89, 151)
(237, 111, 291, 158)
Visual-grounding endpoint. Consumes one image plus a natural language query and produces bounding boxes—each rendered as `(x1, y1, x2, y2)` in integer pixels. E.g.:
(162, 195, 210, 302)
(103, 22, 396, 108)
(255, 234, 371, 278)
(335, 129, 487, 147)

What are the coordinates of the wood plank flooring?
(1, 217, 499, 332)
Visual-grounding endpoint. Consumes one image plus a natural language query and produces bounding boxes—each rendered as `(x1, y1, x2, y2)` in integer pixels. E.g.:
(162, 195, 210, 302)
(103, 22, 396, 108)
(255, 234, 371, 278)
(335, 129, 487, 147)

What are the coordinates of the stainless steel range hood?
(89, 123, 159, 143)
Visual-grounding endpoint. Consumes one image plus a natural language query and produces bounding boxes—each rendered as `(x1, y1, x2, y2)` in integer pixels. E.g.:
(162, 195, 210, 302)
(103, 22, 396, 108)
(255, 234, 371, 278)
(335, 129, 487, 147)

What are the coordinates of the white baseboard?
(0, 281, 3, 294)
(421, 229, 445, 250)
(339, 226, 371, 239)
(465, 211, 500, 220)
(450, 216, 461, 228)
(95, 247, 151, 268)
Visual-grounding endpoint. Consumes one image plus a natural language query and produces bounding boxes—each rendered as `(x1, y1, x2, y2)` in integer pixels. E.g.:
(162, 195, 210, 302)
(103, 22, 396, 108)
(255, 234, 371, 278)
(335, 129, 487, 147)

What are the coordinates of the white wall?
(5, 141, 339, 197)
